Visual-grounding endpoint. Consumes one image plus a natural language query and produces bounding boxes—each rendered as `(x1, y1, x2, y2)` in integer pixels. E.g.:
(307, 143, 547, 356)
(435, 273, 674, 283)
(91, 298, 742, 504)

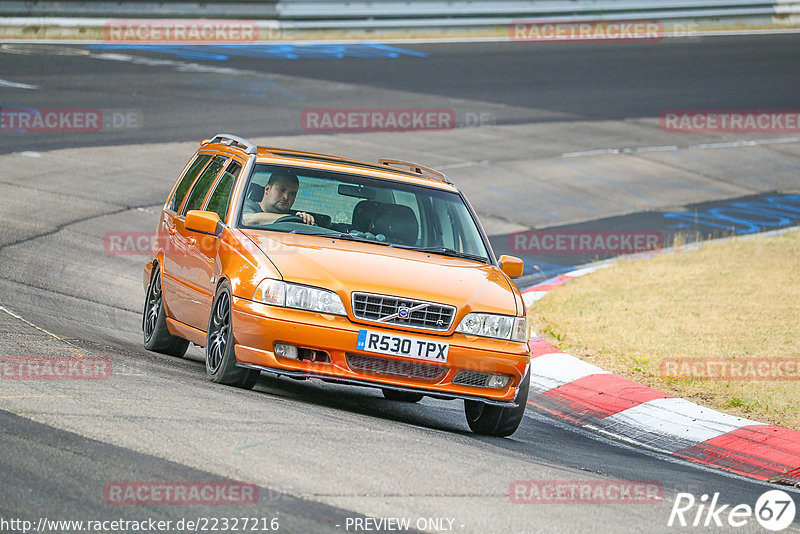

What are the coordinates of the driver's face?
(262, 178, 298, 213)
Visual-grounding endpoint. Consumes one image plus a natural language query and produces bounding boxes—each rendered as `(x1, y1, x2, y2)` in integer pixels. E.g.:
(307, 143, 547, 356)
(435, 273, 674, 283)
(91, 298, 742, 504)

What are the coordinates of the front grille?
(346, 353, 447, 381)
(452, 370, 493, 388)
(352, 292, 456, 332)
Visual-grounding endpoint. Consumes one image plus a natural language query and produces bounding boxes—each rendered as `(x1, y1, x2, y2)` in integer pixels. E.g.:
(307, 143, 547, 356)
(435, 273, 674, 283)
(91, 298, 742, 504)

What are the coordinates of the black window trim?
(202, 159, 244, 225)
(178, 154, 229, 218)
(165, 152, 215, 216)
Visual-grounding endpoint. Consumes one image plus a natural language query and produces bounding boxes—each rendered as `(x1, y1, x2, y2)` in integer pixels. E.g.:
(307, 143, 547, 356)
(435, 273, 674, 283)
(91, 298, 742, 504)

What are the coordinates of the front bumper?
(232, 297, 530, 404)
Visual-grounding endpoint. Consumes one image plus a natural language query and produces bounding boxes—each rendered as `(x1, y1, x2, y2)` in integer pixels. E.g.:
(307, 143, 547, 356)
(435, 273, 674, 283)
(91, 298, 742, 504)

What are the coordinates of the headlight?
(456, 313, 528, 342)
(254, 279, 346, 316)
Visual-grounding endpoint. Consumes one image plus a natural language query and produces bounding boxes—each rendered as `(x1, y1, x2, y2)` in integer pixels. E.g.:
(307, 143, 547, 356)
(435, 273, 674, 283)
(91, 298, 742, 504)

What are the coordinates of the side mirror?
(498, 255, 524, 278)
(185, 210, 223, 236)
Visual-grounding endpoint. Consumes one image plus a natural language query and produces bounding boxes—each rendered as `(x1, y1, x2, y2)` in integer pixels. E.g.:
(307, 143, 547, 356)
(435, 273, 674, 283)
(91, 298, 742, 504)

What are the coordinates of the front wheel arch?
(464, 367, 530, 437)
(205, 279, 259, 389)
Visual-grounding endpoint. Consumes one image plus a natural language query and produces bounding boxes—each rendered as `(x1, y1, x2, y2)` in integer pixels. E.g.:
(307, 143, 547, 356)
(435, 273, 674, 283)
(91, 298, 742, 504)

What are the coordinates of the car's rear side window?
(180, 155, 227, 216)
(205, 161, 242, 222)
(167, 154, 212, 213)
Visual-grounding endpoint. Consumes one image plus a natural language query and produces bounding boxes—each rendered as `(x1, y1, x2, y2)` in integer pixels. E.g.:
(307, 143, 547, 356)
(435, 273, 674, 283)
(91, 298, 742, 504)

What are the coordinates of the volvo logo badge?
(398, 306, 410, 318)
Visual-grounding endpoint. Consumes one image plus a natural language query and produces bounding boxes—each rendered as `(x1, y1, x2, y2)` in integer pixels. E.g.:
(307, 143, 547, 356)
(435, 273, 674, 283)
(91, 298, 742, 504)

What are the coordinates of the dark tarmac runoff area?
(0, 34, 799, 533)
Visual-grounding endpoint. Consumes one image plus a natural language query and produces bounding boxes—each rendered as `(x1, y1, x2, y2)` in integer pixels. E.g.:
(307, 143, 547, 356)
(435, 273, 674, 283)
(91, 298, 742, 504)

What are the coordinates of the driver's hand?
(296, 211, 315, 225)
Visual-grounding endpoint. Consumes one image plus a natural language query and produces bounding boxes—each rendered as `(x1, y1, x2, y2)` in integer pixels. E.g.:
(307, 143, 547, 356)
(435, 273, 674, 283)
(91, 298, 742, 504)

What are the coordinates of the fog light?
(487, 374, 510, 388)
(274, 342, 298, 359)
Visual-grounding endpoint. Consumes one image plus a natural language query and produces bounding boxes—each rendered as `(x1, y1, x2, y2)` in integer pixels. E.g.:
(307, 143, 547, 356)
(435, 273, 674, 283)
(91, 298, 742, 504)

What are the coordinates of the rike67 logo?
(668, 490, 796, 531)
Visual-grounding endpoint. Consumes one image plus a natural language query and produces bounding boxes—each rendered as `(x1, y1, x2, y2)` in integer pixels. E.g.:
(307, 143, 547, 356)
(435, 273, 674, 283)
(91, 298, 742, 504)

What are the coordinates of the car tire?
(143, 265, 189, 358)
(464, 368, 530, 437)
(382, 389, 424, 403)
(205, 280, 259, 390)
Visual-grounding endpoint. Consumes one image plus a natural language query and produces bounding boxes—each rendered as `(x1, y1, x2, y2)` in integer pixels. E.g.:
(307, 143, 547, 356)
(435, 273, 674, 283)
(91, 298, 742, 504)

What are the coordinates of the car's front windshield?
(238, 164, 491, 263)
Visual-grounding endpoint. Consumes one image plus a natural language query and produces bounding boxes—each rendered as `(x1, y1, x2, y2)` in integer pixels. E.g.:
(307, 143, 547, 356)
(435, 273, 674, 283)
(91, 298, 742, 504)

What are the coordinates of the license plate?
(356, 330, 449, 363)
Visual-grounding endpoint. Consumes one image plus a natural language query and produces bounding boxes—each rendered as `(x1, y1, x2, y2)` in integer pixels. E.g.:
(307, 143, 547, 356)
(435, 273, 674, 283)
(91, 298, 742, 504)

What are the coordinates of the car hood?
(241, 230, 519, 316)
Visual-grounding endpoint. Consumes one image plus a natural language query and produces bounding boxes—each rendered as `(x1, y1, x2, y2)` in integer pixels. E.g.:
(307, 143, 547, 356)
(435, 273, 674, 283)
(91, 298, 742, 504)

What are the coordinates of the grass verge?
(529, 229, 800, 430)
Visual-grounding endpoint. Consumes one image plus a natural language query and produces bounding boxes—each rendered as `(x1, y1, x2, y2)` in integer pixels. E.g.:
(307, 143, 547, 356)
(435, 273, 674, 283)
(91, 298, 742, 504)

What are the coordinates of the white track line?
(0, 78, 38, 89)
(563, 136, 800, 158)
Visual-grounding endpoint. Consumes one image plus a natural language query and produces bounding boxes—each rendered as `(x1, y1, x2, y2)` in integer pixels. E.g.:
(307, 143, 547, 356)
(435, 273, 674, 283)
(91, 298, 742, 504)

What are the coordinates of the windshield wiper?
(400, 246, 489, 263)
(290, 229, 345, 238)
(291, 229, 393, 246)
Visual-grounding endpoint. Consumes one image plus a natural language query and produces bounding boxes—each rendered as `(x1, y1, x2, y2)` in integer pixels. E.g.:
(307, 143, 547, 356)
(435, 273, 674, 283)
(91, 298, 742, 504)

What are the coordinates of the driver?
(242, 171, 315, 225)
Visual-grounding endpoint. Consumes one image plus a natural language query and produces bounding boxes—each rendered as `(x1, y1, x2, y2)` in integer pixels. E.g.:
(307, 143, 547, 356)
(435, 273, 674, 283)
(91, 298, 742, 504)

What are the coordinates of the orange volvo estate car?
(143, 134, 531, 436)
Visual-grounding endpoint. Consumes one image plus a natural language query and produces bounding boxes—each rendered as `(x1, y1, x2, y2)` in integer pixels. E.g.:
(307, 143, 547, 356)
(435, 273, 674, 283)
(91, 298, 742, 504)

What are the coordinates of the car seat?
(247, 182, 265, 203)
(371, 204, 419, 246)
(351, 200, 381, 233)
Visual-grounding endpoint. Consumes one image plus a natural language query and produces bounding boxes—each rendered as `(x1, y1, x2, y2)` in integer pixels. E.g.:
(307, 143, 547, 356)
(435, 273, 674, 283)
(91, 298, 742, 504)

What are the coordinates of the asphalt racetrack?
(1, 35, 800, 533)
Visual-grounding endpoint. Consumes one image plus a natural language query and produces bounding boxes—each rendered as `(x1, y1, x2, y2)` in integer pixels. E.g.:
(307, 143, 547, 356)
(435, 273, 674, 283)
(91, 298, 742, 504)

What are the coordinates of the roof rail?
(206, 133, 257, 155)
(377, 159, 451, 184)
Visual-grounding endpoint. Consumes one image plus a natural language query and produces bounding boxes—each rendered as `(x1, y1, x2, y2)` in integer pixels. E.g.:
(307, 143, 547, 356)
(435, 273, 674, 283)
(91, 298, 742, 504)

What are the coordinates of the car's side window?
(204, 161, 242, 222)
(167, 154, 212, 213)
(180, 155, 227, 216)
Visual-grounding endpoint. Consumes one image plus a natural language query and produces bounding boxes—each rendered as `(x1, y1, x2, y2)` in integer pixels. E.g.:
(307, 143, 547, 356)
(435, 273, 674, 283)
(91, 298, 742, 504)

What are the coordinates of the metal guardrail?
(274, 0, 800, 30)
(277, 0, 782, 19)
(1, 0, 798, 20)
(1, 0, 798, 34)
(0, 1, 279, 18)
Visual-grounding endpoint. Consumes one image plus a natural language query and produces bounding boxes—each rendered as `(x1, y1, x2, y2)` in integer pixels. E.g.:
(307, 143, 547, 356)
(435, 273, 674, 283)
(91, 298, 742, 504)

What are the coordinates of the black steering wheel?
(274, 215, 306, 224)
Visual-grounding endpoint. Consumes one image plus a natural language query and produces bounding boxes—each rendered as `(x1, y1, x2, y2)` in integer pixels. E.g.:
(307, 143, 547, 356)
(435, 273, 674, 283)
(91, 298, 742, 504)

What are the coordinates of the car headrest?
(248, 183, 265, 203)
(372, 204, 419, 246)
(352, 200, 381, 232)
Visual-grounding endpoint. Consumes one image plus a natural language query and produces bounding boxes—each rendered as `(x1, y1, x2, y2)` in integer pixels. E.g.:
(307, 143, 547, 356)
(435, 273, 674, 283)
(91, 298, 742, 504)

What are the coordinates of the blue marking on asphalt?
(85, 43, 428, 61)
(360, 42, 428, 57)
(661, 193, 800, 234)
(521, 261, 572, 278)
(86, 44, 230, 60)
